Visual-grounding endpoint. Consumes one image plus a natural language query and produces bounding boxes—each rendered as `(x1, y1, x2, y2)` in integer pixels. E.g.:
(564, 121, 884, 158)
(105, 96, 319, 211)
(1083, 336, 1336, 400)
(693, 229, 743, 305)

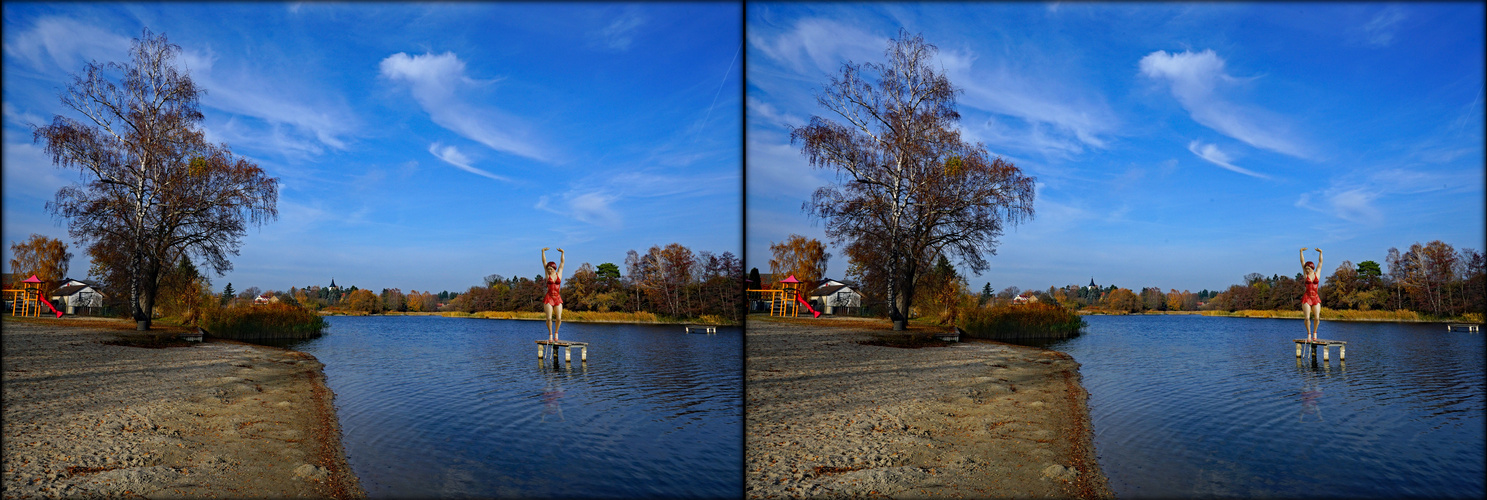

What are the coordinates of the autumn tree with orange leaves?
(769, 234, 831, 293)
(8, 234, 72, 286)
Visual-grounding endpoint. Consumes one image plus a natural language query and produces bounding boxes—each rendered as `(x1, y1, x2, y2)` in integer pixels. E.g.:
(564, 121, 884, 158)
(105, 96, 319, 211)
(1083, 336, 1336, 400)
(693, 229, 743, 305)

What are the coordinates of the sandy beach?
(746, 316, 1111, 499)
(2, 318, 362, 499)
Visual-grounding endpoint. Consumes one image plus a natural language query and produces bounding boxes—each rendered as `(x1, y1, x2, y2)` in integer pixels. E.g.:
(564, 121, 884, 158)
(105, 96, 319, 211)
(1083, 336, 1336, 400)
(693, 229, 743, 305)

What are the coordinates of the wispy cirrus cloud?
(750, 17, 1117, 159)
(746, 96, 806, 129)
(1295, 167, 1479, 224)
(596, 7, 647, 51)
(939, 47, 1118, 157)
(1187, 140, 1269, 179)
(428, 142, 508, 182)
(536, 166, 738, 229)
(1359, 6, 1408, 48)
(1141, 49, 1313, 160)
(380, 51, 549, 163)
(6, 18, 357, 159)
(747, 18, 885, 76)
(2, 17, 130, 75)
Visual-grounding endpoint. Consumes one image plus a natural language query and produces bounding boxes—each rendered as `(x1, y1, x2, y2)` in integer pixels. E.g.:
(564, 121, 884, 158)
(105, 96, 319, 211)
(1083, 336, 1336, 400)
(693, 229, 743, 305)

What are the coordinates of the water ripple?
(1035, 315, 1484, 499)
(272, 316, 741, 498)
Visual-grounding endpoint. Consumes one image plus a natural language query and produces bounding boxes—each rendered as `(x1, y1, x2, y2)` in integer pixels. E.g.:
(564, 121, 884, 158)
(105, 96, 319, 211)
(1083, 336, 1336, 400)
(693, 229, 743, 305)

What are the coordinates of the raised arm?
(557, 248, 566, 275)
(1300, 247, 1308, 268)
(1316, 248, 1323, 274)
(542, 247, 549, 270)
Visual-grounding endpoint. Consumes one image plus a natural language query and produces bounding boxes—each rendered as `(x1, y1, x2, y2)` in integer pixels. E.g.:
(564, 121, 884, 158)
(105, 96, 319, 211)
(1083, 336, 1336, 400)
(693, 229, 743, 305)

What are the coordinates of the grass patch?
(959, 302, 1085, 340)
(201, 303, 327, 339)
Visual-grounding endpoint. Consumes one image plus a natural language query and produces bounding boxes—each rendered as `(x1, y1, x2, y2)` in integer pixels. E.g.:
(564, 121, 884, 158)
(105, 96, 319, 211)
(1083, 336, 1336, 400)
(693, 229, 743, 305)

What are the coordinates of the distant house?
(1012, 292, 1040, 305)
(254, 291, 280, 305)
(809, 279, 863, 315)
(50, 278, 106, 315)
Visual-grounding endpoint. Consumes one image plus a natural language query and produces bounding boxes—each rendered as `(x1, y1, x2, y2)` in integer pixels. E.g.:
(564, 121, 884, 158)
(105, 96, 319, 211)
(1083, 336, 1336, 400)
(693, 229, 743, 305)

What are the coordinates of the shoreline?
(2, 317, 363, 498)
(745, 315, 1111, 498)
(316, 310, 741, 326)
(1075, 309, 1480, 324)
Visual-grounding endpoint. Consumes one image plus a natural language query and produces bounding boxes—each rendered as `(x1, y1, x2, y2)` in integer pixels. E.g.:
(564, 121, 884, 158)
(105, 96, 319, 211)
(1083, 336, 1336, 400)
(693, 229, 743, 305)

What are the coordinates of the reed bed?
(958, 302, 1086, 341)
(201, 303, 327, 340)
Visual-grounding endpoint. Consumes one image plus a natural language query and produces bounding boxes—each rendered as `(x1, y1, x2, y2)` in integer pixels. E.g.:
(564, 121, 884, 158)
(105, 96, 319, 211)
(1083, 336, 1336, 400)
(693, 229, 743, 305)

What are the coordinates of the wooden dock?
(1295, 339, 1347, 362)
(536, 340, 588, 362)
(1448, 324, 1480, 332)
(684, 324, 717, 334)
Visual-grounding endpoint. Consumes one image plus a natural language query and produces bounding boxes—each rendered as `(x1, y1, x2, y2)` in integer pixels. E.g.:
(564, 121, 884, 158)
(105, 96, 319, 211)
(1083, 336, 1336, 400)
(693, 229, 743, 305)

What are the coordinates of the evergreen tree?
(220, 283, 234, 306)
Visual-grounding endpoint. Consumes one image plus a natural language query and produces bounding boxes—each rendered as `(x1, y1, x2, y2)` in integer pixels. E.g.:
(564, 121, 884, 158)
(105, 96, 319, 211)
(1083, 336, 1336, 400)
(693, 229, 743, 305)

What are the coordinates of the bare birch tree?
(792, 29, 1035, 330)
(32, 29, 277, 330)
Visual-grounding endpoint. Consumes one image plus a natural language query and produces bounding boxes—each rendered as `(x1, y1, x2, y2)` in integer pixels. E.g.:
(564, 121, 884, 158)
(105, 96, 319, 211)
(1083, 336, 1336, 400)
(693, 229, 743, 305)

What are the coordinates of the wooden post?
(538, 343, 545, 359)
(1340, 344, 1345, 361)
(581, 346, 587, 362)
(1323, 344, 1329, 362)
(1296, 343, 1302, 358)
(564, 346, 571, 362)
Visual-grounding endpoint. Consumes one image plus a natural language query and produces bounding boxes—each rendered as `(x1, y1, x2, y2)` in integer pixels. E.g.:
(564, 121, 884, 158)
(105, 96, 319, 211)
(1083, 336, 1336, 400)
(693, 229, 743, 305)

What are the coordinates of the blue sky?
(4, 3, 741, 294)
(747, 3, 1484, 294)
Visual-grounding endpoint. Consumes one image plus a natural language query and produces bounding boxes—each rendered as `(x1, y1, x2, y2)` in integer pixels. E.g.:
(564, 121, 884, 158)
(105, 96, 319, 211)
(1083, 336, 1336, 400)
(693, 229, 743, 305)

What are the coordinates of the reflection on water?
(1035, 315, 1484, 499)
(269, 315, 741, 498)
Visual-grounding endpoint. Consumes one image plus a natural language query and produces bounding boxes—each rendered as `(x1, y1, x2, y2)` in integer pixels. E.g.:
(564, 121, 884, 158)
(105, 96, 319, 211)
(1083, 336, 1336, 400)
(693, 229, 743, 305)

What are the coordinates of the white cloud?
(745, 131, 829, 202)
(428, 142, 508, 182)
(597, 7, 647, 51)
(750, 17, 1117, 159)
(3, 102, 46, 129)
(747, 18, 885, 76)
(2, 138, 74, 201)
(380, 52, 548, 162)
(1186, 140, 1269, 179)
(8, 18, 356, 158)
(533, 165, 739, 230)
(1141, 49, 1312, 160)
(747, 96, 806, 129)
(1295, 167, 1479, 224)
(1360, 6, 1407, 48)
(2, 17, 130, 75)
(567, 192, 622, 227)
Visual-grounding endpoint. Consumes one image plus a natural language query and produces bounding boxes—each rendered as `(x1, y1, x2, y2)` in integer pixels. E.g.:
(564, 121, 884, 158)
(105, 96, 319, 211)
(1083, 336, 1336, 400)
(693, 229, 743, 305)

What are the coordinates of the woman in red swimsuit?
(542, 247, 565, 342)
(1300, 247, 1323, 341)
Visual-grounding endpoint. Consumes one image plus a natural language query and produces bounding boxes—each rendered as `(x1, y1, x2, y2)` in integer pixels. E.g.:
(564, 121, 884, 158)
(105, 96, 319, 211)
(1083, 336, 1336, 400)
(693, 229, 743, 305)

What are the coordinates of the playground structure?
(746, 275, 821, 318)
(4, 275, 64, 318)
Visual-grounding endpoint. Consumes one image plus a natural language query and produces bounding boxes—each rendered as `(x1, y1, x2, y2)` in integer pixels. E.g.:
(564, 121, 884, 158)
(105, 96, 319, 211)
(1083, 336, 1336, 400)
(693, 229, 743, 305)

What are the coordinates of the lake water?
(268, 315, 742, 498)
(1031, 315, 1484, 499)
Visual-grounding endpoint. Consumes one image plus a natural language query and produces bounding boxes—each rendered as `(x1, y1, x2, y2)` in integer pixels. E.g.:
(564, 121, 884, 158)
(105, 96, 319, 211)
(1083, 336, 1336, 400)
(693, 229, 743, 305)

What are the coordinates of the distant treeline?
(270, 243, 744, 322)
(969, 240, 1483, 320)
(1205, 240, 1483, 318)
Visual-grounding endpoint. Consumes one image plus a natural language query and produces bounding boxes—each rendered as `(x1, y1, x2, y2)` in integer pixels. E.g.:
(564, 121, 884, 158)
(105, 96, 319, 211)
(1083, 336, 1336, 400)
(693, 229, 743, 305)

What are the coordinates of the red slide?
(37, 290, 63, 318)
(794, 292, 821, 318)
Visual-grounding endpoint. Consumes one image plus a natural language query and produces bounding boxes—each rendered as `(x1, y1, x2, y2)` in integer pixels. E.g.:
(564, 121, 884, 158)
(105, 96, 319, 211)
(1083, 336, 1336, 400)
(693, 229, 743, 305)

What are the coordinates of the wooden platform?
(536, 340, 589, 362)
(1448, 324, 1480, 332)
(685, 325, 717, 334)
(1295, 339, 1347, 362)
